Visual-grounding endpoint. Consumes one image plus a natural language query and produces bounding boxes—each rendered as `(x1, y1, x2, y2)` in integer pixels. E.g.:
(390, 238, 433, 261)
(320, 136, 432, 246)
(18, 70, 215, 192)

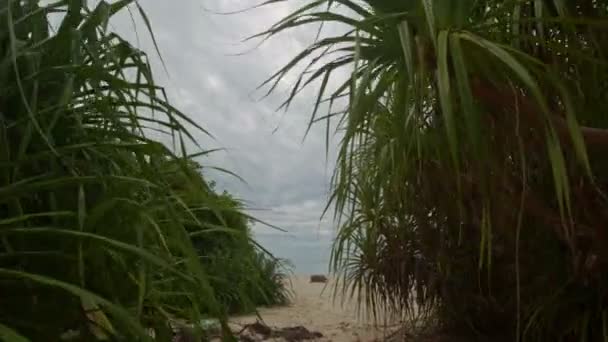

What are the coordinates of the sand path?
(230, 276, 401, 342)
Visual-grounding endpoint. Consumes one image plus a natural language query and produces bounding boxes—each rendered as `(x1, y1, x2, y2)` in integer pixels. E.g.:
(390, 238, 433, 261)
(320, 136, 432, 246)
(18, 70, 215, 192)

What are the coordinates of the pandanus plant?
(0, 0, 248, 340)
(260, 0, 608, 339)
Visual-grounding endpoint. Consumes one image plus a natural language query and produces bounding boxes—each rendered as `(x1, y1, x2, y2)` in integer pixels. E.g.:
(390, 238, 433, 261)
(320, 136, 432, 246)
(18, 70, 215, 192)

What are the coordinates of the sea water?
(254, 231, 333, 275)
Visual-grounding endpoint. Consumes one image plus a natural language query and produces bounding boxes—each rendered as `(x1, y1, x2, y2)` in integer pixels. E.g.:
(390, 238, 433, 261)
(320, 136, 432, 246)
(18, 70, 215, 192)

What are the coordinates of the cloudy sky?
(111, 1, 348, 272)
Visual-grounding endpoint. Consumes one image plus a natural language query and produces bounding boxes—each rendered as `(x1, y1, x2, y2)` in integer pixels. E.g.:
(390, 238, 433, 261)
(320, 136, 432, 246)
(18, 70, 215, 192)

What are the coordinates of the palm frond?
(263, 0, 608, 339)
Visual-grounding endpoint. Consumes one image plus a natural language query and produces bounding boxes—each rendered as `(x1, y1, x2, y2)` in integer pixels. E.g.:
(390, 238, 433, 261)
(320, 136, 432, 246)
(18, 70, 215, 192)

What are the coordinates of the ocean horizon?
(254, 230, 333, 275)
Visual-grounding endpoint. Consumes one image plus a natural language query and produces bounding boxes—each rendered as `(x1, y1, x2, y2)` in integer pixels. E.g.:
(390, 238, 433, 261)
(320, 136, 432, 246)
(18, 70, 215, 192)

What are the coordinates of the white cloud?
(110, 1, 350, 265)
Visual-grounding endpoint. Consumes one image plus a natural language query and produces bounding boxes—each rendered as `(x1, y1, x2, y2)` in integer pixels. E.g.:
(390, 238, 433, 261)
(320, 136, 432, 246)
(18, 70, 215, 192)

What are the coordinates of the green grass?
(0, 1, 289, 341)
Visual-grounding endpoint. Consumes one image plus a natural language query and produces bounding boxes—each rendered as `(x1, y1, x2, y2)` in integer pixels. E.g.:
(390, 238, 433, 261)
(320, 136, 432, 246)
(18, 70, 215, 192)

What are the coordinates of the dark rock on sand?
(309, 274, 327, 283)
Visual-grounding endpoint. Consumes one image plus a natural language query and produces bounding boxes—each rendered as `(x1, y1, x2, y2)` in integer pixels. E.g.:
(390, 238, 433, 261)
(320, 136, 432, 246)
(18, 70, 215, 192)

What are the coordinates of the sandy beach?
(230, 276, 402, 342)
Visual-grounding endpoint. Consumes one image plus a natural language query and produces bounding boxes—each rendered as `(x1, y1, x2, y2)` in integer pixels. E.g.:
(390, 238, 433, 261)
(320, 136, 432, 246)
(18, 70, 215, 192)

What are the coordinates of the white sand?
(230, 276, 402, 342)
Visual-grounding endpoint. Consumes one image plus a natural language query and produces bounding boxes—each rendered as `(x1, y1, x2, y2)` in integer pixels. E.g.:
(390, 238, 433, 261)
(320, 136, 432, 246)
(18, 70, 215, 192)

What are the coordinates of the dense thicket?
(262, 0, 608, 340)
(170, 162, 290, 314)
(0, 1, 287, 341)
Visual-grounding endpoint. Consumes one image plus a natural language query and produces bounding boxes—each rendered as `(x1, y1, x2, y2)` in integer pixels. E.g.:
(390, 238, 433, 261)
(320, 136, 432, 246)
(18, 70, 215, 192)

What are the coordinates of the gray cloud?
(110, 0, 349, 261)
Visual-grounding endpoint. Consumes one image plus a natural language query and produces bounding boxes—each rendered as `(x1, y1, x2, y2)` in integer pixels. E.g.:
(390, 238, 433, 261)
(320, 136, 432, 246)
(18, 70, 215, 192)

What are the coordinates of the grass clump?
(169, 161, 291, 314)
(0, 1, 288, 340)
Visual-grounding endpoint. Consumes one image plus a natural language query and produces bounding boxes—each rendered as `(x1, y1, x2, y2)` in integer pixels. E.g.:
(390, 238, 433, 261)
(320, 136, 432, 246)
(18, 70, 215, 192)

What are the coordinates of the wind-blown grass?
(261, 0, 608, 340)
(0, 1, 289, 340)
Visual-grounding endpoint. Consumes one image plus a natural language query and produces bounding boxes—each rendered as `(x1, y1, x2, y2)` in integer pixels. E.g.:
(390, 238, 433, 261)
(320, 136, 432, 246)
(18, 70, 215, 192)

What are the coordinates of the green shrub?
(262, 0, 608, 340)
(0, 1, 288, 340)
(167, 161, 291, 314)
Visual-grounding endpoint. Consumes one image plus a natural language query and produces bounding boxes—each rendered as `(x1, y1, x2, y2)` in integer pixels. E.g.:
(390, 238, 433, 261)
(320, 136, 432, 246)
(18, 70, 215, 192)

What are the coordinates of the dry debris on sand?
(237, 321, 323, 342)
(229, 276, 402, 342)
(173, 276, 405, 341)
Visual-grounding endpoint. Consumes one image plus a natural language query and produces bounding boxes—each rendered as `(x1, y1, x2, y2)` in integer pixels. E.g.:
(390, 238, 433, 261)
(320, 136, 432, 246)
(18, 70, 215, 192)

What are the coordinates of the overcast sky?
(111, 1, 348, 268)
